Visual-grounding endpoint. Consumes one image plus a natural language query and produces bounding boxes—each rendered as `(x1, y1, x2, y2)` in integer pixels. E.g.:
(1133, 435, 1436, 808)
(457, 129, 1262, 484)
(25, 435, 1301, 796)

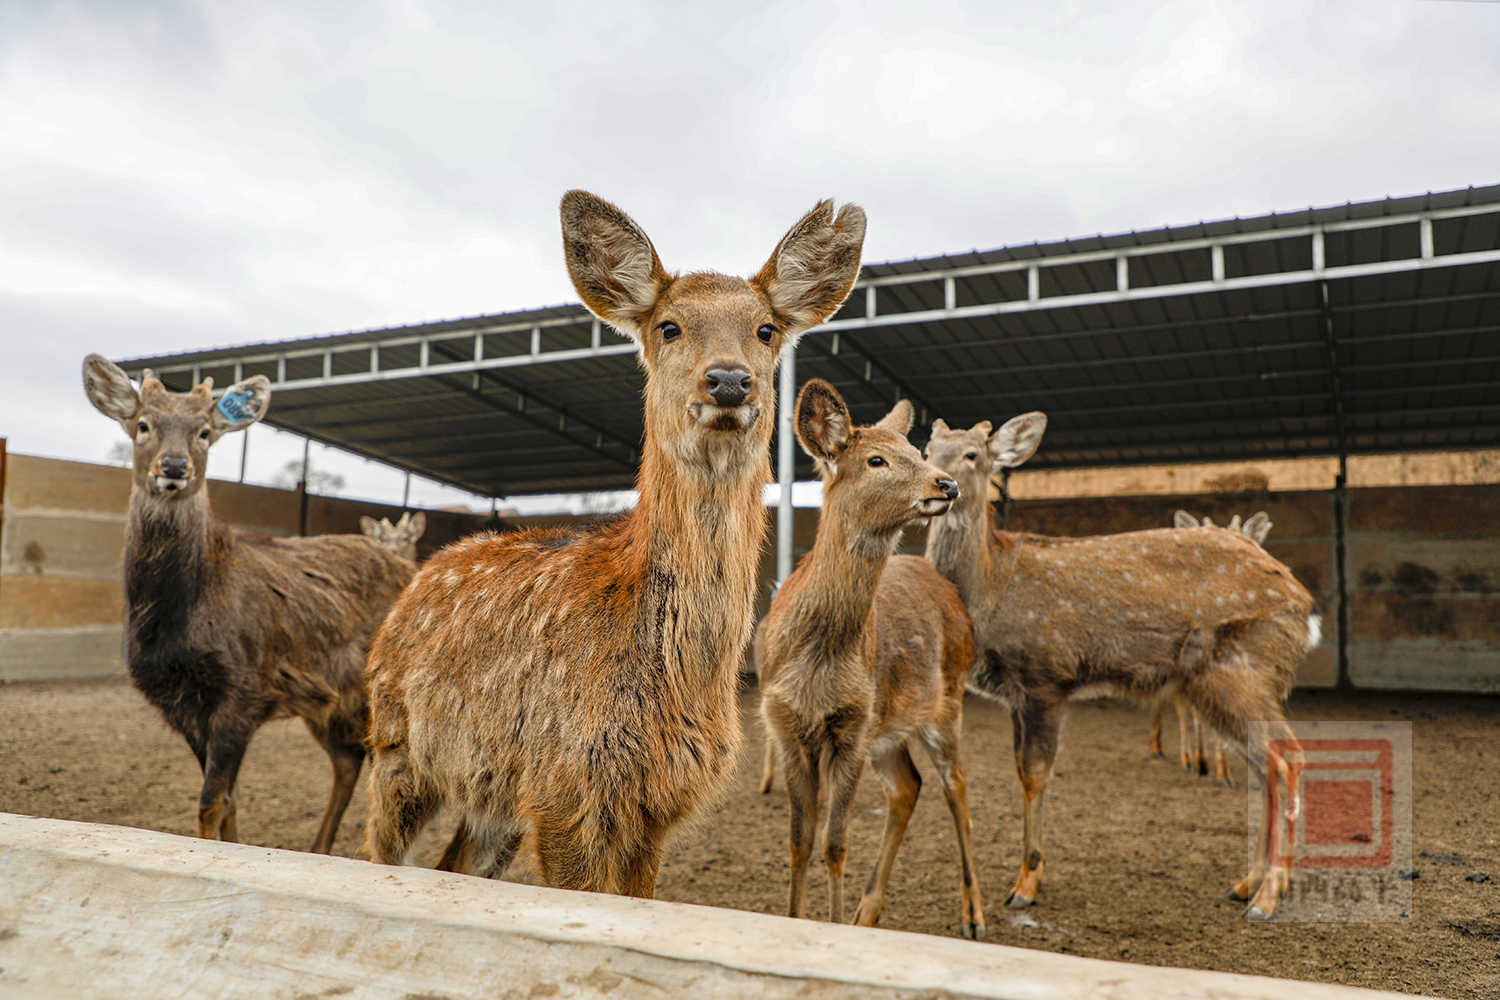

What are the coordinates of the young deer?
(81, 355, 415, 853)
(760, 380, 984, 937)
(359, 511, 427, 562)
(923, 416, 1315, 920)
(363, 191, 866, 895)
(1148, 510, 1274, 786)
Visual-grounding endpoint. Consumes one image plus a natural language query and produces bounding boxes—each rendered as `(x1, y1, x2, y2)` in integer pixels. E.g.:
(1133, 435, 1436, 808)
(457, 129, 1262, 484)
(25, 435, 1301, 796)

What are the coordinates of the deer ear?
(930, 417, 950, 435)
(1174, 510, 1199, 529)
(560, 190, 671, 342)
(1244, 511, 1272, 545)
(795, 378, 852, 462)
(359, 516, 378, 535)
(82, 354, 141, 428)
(989, 411, 1046, 470)
(874, 399, 914, 437)
(752, 199, 866, 339)
(211, 376, 271, 434)
(406, 511, 426, 539)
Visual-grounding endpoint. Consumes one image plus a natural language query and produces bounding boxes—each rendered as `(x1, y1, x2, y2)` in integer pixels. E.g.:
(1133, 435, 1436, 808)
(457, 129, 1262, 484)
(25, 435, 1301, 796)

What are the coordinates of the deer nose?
(937, 478, 959, 500)
(705, 367, 752, 407)
(160, 456, 190, 480)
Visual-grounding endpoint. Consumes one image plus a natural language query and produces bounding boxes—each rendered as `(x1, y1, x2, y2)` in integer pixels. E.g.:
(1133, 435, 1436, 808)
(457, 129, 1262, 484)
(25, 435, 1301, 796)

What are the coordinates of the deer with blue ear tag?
(81, 354, 415, 853)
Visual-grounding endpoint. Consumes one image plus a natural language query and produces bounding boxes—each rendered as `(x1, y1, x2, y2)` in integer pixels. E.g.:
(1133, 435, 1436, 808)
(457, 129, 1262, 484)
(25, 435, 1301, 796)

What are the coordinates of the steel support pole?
(777, 344, 796, 586)
(238, 427, 249, 483)
(1321, 281, 1353, 690)
(402, 471, 412, 510)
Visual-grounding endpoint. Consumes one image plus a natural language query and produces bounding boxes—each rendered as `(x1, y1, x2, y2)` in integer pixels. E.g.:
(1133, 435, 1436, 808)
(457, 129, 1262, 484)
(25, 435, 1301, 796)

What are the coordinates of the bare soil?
(2, 680, 1496, 998)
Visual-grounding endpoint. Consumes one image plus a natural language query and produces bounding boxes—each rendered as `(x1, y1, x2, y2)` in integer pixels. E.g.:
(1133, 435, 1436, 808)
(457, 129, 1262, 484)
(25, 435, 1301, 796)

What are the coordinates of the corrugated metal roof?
(122, 184, 1500, 497)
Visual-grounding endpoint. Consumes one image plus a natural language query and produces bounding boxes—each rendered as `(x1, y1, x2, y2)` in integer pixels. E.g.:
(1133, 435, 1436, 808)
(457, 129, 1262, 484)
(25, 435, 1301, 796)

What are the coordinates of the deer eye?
(136, 420, 150, 435)
(757, 324, 776, 344)
(964, 451, 978, 461)
(199, 427, 212, 440)
(657, 321, 681, 342)
(867, 455, 886, 468)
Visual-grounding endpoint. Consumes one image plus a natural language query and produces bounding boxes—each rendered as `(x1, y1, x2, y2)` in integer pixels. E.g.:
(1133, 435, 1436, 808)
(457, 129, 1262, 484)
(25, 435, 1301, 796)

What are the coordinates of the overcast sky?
(3, 0, 1498, 510)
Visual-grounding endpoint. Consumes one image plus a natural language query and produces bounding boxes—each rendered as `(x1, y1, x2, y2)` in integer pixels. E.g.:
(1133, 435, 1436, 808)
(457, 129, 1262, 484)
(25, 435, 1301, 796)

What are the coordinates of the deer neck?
(624, 425, 770, 664)
(123, 486, 220, 649)
(923, 497, 1000, 605)
(790, 497, 898, 663)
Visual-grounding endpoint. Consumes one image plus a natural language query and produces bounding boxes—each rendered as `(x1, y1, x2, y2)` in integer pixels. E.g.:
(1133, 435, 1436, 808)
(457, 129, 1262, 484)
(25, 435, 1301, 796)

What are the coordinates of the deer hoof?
(962, 921, 987, 940)
(1149, 751, 1167, 761)
(1004, 891, 1034, 909)
(1244, 905, 1273, 922)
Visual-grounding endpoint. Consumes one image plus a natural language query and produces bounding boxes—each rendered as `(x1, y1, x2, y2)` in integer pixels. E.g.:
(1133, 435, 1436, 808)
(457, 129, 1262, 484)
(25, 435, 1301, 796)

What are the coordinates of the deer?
(759, 379, 984, 938)
(359, 511, 427, 562)
(923, 416, 1317, 920)
(81, 355, 415, 853)
(1148, 510, 1274, 786)
(362, 190, 866, 896)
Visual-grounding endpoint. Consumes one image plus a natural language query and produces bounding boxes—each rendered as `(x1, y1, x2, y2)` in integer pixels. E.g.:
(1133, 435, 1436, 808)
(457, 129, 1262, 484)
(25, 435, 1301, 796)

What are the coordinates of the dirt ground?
(1, 679, 1496, 999)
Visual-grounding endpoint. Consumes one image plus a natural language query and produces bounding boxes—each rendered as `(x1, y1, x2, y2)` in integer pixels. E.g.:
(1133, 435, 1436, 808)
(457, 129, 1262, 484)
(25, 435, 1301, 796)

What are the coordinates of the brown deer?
(362, 191, 866, 895)
(81, 355, 415, 853)
(1148, 510, 1274, 786)
(760, 380, 984, 937)
(359, 511, 427, 562)
(923, 416, 1316, 920)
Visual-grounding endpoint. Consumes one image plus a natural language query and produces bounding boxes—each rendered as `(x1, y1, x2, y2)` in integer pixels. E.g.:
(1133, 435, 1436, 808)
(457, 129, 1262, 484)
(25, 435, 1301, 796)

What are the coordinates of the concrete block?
(0, 626, 125, 682)
(0, 814, 1424, 1000)
(1350, 641, 1500, 693)
(0, 576, 123, 629)
(4, 455, 132, 514)
(0, 512, 125, 578)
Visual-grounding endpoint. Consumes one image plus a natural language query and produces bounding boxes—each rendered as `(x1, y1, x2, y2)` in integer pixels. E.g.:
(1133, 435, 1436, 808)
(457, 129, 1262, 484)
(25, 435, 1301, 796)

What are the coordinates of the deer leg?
(198, 726, 252, 843)
(1214, 737, 1235, 787)
(365, 745, 436, 865)
(760, 734, 777, 794)
(447, 818, 523, 880)
(821, 745, 863, 925)
(782, 746, 819, 919)
(435, 820, 471, 872)
(852, 742, 921, 929)
(1245, 723, 1304, 921)
(305, 717, 365, 855)
(1193, 707, 1210, 777)
(922, 725, 986, 940)
(616, 835, 666, 899)
(1175, 694, 1195, 771)
(1008, 700, 1064, 909)
(1147, 698, 1166, 759)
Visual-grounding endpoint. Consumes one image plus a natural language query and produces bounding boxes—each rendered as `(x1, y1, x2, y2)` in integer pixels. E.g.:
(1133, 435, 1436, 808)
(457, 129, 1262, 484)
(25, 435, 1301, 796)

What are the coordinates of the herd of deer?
(80, 189, 1319, 936)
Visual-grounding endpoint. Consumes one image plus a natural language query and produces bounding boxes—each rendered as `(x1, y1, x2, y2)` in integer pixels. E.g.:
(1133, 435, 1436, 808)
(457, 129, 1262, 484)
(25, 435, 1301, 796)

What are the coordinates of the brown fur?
(1149, 510, 1275, 784)
(924, 417, 1316, 920)
(81, 355, 414, 853)
(363, 192, 865, 896)
(760, 381, 983, 936)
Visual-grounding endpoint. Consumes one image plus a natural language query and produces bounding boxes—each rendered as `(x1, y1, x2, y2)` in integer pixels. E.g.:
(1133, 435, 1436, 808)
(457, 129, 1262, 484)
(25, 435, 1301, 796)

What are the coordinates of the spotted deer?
(760, 380, 984, 937)
(359, 511, 427, 562)
(362, 191, 866, 895)
(1148, 510, 1274, 786)
(81, 355, 415, 853)
(923, 416, 1315, 920)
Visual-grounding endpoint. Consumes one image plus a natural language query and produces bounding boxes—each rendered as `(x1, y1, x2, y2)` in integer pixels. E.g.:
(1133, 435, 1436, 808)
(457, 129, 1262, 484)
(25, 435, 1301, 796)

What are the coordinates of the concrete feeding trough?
(0, 813, 1429, 999)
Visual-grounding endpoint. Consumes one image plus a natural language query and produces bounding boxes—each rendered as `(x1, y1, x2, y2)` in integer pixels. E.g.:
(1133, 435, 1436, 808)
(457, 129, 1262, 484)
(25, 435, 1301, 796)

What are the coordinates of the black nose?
(161, 457, 190, 480)
(705, 367, 752, 407)
(937, 478, 959, 500)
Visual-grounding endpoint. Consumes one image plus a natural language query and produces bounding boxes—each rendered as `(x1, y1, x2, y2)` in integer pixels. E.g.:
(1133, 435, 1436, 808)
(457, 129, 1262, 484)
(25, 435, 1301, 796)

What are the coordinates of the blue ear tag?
(217, 389, 258, 424)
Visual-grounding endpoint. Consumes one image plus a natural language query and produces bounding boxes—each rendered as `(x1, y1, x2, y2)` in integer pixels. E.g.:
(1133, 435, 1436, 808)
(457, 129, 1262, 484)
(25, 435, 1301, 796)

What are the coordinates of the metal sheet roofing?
(121, 184, 1500, 497)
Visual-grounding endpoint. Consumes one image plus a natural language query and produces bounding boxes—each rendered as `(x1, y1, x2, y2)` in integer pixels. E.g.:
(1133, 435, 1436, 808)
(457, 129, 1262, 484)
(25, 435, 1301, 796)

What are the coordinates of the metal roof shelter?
(123, 183, 1500, 500)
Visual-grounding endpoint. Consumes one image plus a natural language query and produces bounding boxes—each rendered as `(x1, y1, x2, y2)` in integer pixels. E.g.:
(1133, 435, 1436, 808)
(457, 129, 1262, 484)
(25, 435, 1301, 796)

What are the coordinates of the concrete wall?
(5, 452, 1496, 692)
(0, 812, 1424, 1000)
(0, 452, 488, 683)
